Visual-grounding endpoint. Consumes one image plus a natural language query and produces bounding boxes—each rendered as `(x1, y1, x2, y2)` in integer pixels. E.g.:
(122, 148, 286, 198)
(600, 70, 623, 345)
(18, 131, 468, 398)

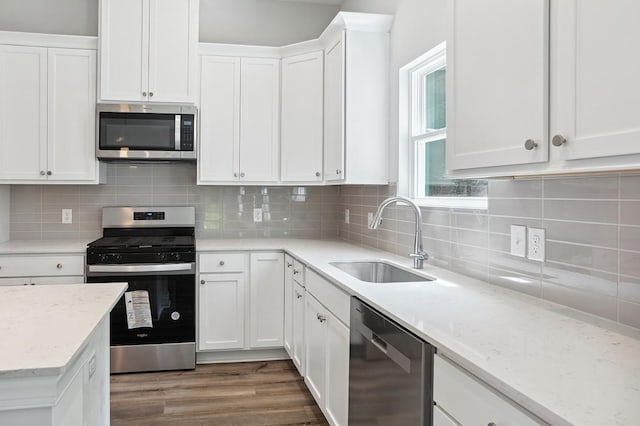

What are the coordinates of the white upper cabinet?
(448, 0, 640, 178)
(446, 0, 549, 171)
(99, 0, 198, 103)
(320, 13, 393, 185)
(281, 51, 324, 183)
(198, 52, 280, 184)
(0, 34, 101, 184)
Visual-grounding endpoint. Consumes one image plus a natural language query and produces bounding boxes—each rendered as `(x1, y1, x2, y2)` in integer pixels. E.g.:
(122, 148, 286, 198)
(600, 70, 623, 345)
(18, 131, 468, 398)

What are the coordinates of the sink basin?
(330, 261, 434, 283)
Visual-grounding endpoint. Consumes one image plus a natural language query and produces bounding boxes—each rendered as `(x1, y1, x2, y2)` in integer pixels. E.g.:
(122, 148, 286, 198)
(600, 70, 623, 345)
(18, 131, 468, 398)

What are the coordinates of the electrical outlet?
(527, 228, 545, 262)
(345, 209, 350, 224)
(367, 212, 374, 227)
(253, 208, 263, 223)
(510, 225, 526, 258)
(62, 209, 73, 224)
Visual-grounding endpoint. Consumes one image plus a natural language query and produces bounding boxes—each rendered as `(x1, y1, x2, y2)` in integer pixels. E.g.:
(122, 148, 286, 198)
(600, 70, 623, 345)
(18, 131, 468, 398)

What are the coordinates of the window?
(404, 43, 487, 208)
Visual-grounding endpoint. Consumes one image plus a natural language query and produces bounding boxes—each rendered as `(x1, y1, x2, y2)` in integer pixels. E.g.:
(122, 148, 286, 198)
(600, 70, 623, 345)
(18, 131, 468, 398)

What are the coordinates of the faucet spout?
(369, 196, 428, 269)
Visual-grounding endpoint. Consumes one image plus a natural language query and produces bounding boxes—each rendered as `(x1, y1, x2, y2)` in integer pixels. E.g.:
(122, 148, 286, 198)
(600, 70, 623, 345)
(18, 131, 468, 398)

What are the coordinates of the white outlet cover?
(527, 227, 545, 262)
(62, 209, 73, 224)
(510, 225, 526, 258)
(345, 209, 350, 224)
(253, 208, 263, 223)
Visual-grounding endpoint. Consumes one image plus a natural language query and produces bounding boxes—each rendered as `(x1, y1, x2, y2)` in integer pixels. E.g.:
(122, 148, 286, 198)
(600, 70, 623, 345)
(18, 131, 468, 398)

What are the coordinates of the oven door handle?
(87, 263, 195, 274)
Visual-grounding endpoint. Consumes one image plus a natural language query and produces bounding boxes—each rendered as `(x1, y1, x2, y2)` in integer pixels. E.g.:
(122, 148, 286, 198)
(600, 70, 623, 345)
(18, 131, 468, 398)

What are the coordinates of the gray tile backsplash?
(338, 174, 640, 329)
(9, 163, 340, 241)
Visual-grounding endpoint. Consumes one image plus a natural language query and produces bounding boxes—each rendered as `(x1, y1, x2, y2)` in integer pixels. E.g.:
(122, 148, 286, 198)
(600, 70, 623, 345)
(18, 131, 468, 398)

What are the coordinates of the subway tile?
(488, 198, 542, 218)
(488, 216, 543, 235)
(619, 276, 640, 303)
(619, 226, 640, 252)
(422, 223, 450, 241)
(542, 262, 617, 297)
(489, 233, 510, 253)
(488, 178, 542, 198)
(489, 250, 543, 276)
(620, 174, 640, 199)
(546, 241, 618, 274)
(544, 220, 618, 248)
(620, 251, 640, 279)
(618, 300, 640, 329)
(620, 201, 640, 226)
(450, 259, 488, 282)
(450, 242, 488, 267)
(451, 212, 488, 231)
(543, 175, 618, 199)
(421, 208, 450, 226)
(541, 281, 618, 321)
(451, 228, 488, 249)
(9, 231, 42, 241)
(488, 266, 542, 298)
(543, 200, 618, 224)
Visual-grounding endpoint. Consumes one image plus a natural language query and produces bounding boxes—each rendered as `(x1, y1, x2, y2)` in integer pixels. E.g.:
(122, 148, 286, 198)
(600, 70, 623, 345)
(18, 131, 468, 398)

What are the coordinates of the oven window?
(89, 274, 195, 345)
(99, 112, 176, 150)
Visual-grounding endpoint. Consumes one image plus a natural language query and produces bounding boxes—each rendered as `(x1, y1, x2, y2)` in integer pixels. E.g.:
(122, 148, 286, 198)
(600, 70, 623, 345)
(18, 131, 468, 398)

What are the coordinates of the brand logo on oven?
(136, 333, 148, 338)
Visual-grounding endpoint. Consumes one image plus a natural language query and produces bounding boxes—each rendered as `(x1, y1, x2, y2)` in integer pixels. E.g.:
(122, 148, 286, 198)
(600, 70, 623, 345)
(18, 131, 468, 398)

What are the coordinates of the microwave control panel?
(181, 115, 195, 151)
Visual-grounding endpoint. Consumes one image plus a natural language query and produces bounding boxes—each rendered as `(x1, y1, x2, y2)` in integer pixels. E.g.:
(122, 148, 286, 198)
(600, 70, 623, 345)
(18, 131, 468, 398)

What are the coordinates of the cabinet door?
(446, 0, 549, 170)
(0, 278, 31, 286)
(0, 45, 47, 181)
(304, 293, 327, 405)
(198, 56, 241, 182)
(147, 0, 198, 102)
(283, 255, 294, 357)
(249, 252, 284, 348)
(324, 31, 346, 182)
(551, 0, 640, 162)
(31, 276, 85, 285)
(99, 0, 148, 102)
(281, 51, 324, 182)
(325, 312, 349, 426)
(47, 48, 97, 181)
(433, 406, 458, 426)
(239, 57, 280, 182)
(292, 281, 306, 375)
(198, 272, 245, 350)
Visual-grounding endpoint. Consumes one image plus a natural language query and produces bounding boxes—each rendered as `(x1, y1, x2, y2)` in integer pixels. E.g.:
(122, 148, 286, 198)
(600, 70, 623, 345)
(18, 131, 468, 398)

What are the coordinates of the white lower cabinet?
(324, 309, 349, 426)
(434, 354, 543, 425)
(304, 293, 327, 403)
(291, 280, 306, 375)
(0, 254, 85, 286)
(283, 254, 294, 357)
(198, 252, 284, 352)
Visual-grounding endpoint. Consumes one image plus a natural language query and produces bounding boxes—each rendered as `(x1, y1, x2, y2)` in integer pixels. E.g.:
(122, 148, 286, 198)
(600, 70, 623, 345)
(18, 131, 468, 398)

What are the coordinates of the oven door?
(87, 264, 195, 346)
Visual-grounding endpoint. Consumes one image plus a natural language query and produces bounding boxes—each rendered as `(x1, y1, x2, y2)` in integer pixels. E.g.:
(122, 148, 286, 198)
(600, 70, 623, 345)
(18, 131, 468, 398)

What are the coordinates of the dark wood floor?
(110, 360, 328, 425)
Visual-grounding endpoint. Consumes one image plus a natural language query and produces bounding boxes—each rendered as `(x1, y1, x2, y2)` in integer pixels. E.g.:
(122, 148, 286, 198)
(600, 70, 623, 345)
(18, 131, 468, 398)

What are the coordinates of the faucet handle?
(409, 252, 429, 261)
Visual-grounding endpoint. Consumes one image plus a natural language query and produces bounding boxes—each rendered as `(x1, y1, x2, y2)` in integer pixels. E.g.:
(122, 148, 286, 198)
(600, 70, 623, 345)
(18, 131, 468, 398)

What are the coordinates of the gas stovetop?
(88, 235, 195, 249)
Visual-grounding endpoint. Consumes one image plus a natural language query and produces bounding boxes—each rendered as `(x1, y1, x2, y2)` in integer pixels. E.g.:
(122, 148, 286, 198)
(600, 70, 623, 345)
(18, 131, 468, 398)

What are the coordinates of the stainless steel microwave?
(96, 104, 197, 160)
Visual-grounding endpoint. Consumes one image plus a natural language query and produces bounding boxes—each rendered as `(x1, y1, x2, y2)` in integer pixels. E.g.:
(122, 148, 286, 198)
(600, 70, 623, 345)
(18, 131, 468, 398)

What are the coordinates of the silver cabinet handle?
(286, 262, 292, 268)
(200, 279, 205, 285)
(219, 260, 225, 266)
(318, 314, 326, 323)
(56, 263, 62, 269)
(315, 172, 320, 177)
(292, 269, 299, 275)
(552, 134, 567, 147)
(240, 172, 245, 178)
(488, 423, 497, 426)
(295, 292, 302, 299)
(47, 171, 52, 176)
(142, 91, 147, 97)
(40, 171, 45, 176)
(524, 139, 538, 150)
(149, 92, 154, 97)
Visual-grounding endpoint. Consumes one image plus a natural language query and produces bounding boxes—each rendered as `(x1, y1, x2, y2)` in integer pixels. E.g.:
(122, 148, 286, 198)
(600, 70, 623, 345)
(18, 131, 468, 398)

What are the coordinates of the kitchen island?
(0, 282, 127, 426)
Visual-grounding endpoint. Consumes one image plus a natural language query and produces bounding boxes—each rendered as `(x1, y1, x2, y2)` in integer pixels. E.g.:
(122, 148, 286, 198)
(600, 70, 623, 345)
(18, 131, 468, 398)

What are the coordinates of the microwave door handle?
(175, 115, 181, 151)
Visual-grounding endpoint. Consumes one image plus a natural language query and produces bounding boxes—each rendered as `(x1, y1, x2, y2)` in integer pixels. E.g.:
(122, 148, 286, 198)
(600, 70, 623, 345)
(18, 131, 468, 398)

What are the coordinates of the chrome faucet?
(369, 196, 428, 269)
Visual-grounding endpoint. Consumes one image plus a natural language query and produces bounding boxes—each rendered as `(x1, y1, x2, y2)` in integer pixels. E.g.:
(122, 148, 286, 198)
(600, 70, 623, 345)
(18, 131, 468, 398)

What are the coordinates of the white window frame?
(398, 42, 487, 210)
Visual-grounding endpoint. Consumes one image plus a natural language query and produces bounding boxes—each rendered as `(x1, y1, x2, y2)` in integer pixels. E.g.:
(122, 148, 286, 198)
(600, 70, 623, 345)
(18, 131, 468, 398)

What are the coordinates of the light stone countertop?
(198, 238, 640, 426)
(0, 283, 127, 378)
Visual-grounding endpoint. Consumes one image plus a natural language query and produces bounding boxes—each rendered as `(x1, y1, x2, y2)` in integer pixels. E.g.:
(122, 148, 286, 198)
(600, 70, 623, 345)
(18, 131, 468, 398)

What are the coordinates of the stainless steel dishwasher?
(349, 297, 435, 425)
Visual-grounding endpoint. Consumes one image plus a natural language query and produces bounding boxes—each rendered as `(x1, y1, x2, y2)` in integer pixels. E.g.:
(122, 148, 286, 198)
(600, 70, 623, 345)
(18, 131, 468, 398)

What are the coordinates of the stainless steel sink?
(330, 261, 434, 283)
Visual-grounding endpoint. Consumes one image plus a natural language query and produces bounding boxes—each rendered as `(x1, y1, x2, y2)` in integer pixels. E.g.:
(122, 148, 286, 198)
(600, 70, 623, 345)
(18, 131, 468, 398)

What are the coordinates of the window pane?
(423, 139, 487, 197)
(423, 68, 446, 131)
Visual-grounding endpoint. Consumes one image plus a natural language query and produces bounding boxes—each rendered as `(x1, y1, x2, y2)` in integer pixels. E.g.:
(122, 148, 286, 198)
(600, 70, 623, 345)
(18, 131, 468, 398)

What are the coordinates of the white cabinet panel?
(551, 0, 640, 162)
(198, 272, 245, 350)
(99, 0, 147, 102)
(292, 280, 306, 375)
(249, 252, 284, 348)
(304, 293, 326, 405)
(0, 254, 84, 277)
(239, 58, 280, 182)
(281, 51, 324, 182)
(446, 0, 549, 170)
(30, 276, 85, 285)
(323, 32, 345, 183)
(198, 56, 241, 183)
(433, 406, 457, 426)
(0, 45, 47, 180)
(47, 48, 97, 181)
(283, 255, 294, 357)
(325, 310, 349, 426)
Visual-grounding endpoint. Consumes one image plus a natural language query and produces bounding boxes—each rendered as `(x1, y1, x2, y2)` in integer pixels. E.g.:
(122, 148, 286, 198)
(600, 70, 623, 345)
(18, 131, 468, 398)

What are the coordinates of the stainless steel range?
(86, 206, 196, 374)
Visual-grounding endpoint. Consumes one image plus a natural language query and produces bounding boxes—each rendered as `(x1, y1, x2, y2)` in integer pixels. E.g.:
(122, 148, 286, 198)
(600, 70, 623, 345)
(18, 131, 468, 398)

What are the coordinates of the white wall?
(0, 186, 9, 242)
(0, 0, 338, 46)
(341, 0, 445, 182)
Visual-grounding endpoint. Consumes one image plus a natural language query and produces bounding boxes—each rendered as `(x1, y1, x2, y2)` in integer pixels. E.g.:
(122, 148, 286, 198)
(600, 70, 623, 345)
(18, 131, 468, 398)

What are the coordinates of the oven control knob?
(173, 253, 181, 261)
(158, 253, 167, 262)
(114, 254, 123, 264)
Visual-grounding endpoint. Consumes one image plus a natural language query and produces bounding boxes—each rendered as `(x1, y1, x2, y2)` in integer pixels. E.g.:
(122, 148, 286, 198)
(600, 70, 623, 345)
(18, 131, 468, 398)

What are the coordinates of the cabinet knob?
(31, 283, 36, 285)
(219, 260, 225, 266)
(315, 172, 321, 177)
(296, 292, 302, 299)
(200, 279, 205, 285)
(552, 134, 567, 147)
(524, 139, 538, 150)
(233, 173, 238, 178)
(292, 269, 299, 275)
(240, 172, 245, 178)
(56, 263, 62, 269)
(149, 92, 154, 97)
(286, 262, 292, 268)
(142, 92, 147, 97)
(40, 170, 46, 176)
(47, 171, 52, 176)
(318, 314, 326, 323)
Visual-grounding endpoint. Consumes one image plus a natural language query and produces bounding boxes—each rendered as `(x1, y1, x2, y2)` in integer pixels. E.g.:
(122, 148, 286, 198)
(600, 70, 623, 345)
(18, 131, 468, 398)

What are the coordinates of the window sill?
(412, 196, 488, 210)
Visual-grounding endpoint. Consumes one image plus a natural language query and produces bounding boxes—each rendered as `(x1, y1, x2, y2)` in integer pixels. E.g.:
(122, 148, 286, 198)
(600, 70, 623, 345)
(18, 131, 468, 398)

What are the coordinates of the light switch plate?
(345, 209, 350, 224)
(62, 209, 73, 224)
(527, 227, 545, 262)
(510, 225, 526, 257)
(253, 208, 263, 223)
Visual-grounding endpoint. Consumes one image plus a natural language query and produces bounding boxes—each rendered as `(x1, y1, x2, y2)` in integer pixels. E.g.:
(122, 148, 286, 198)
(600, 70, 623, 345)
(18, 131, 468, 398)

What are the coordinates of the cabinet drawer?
(0, 254, 84, 277)
(199, 253, 248, 273)
(292, 259, 305, 286)
(306, 268, 350, 326)
(434, 354, 542, 425)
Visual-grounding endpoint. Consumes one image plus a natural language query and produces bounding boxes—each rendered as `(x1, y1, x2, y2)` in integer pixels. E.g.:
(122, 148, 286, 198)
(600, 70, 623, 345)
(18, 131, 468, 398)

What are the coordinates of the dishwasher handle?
(356, 320, 413, 374)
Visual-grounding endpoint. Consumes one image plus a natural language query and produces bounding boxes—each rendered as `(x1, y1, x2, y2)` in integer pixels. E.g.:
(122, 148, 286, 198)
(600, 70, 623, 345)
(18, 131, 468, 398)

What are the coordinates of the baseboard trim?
(196, 348, 289, 364)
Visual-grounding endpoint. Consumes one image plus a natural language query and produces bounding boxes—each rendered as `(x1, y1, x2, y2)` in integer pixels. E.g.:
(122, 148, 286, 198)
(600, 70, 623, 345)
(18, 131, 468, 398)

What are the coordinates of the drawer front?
(199, 253, 248, 273)
(305, 268, 350, 326)
(0, 254, 85, 278)
(434, 354, 542, 426)
(292, 259, 305, 286)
